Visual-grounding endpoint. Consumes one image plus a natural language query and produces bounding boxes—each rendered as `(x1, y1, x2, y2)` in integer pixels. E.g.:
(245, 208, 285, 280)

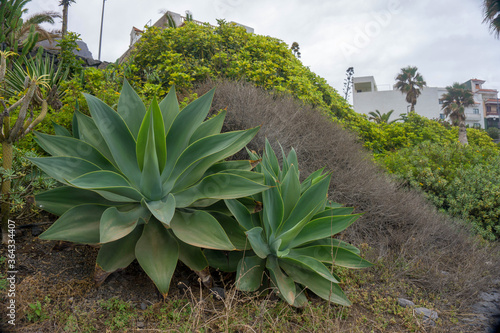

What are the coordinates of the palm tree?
(394, 66, 427, 112)
(483, 0, 500, 38)
(368, 110, 401, 124)
(441, 83, 476, 144)
(59, 0, 76, 37)
(291, 42, 301, 58)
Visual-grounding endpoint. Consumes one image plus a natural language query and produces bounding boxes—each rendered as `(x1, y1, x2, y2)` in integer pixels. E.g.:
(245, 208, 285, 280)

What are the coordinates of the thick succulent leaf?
(164, 88, 215, 177)
(100, 204, 150, 243)
(290, 246, 372, 269)
(281, 254, 339, 283)
(34, 132, 117, 171)
(52, 122, 72, 137)
(224, 199, 254, 231)
(279, 143, 290, 177)
(312, 207, 356, 219)
(211, 212, 250, 250)
(74, 111, 116, 166)
(170, 210, 235, 250)
(203, 160, 253, 176)
(117, 79, 147, 138)
(264, 139, 280, 178)
(72, 106, 80, 139)
(261, 169, 284, 237)
(291, 284, 308, 308)
(35, 186, 118, 216)
(29, 156, 101, 184)
(189, 110, 227, 144)
(280, 164, 301, 221)
(289, 214, 361, 248)
(139, 113, 163, 200)
(135, 219, 179, 297)
(144, 194, 176, 226)
(177, 239, 209, 271)
(166, 127, 260, 191)
(38, 204, 107, 244)
(280, 259, 351, 306)
(204, 250, 245, 272)
(308, 238, 361, 255)
(245, 227, 271, 259)
(300, 167, 326, 194)
(97, 225, 143, 272)
(158, 85, 180, 135)
(174, 171, 268, 208)
(84, 93, 141, 186)
(68, 171, 143, 202)
(286, 148, 298, 174)
(236, 255, 265, 291)
(136, 98, 166, 172)
(266, 256, 296, 305)
(278, 174, 332, 234)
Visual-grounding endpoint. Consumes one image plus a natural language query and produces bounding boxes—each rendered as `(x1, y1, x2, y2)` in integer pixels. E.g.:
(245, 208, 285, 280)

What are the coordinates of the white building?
(352, 76, 499, 129)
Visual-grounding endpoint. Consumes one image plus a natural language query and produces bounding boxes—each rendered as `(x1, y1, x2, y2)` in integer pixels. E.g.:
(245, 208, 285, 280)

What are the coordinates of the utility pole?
(98, 0, 106, 61)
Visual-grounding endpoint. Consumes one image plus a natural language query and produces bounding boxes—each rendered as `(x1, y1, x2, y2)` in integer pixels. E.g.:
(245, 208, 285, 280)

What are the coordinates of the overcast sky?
(26, 0, 500, 100)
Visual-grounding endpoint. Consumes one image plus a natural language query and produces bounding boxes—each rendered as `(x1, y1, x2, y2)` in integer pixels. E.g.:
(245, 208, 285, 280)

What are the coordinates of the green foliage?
(216, 140, 371, 307)
(380, 141, 500, 240)
(486, 127, 500, 140)
(27, 296, 50, 322)
(33, 81, 267, 296)
(0, 0, 39, 57)
(0, 146, 56, 216)
(128, 21, 343, 109)
(57, 31, 85, 76)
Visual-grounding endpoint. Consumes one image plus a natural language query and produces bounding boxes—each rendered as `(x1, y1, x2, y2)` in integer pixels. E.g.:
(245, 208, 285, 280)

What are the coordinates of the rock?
(415, 307, 438, 321)
(140, 302, 148, 310)
(137, 321, 145, 328)
(210, 287, 225, 300)
(398, 298, 415, 308)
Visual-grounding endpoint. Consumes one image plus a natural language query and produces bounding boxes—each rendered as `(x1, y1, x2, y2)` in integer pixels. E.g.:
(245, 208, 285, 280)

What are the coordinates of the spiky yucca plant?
(32, 81, 268, 296)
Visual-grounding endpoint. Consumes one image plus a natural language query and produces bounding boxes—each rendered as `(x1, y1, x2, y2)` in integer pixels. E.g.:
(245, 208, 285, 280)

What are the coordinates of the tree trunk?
(62, 4, 68, 37)
(458, 120, 468, 145)
(1, 141, 13, 244)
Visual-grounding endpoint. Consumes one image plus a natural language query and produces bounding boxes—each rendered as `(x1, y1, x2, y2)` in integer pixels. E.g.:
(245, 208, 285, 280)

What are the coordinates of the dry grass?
(195, 79, 500, 307)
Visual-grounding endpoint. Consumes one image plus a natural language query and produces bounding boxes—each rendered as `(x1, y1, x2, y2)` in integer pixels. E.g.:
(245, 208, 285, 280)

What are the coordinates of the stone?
(398, 298, 415, 308)
(210, 287, 225, 300)
(415, 307, 438, 320)
(137, 321, 145, 328)
(140, 302, 148, 310)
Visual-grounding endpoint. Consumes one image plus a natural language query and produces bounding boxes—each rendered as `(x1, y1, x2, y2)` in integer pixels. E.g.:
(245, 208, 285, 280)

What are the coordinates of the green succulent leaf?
(290, 245, 372, 269)
(224, 199, 254, 231)
(211, 212, 250, 250)
(245, 227, 271, 259)
(266, 256, 296, 305)
(158, 85, 180, 134)
(280, 259, 351, 306)
(136, 98, 166, 172)
(204, 250, 246, 272)
(35, 186, 118, 216)
(189, 110, 227, 144)
(100, 204, 149, 243)
(97, 225, 144, 272)
(170, 210, 235, 250)
(236, 255, 265, 291)
(144, 194, 176, 226)
(117, 79, 147, 138)
(135, 219, 178, 297)
(280, 164, 301, 221)
(73, 111, 115, 165)
(281, 254, 339, 283)
(289, 214, 361, 248)
(177, 240, 209, 272)
(39, 204, 107, 244)
(312, 206, 356, 219)
(52, 122, 72, 137)
(34, 132, 117, 172)
(29, 156, 101, 185)
(84, 93, 141, 186)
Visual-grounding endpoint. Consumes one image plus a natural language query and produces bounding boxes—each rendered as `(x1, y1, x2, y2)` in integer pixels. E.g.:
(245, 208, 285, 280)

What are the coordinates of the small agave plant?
(222, 140, 372, 307)
(32, 80, 268, 296)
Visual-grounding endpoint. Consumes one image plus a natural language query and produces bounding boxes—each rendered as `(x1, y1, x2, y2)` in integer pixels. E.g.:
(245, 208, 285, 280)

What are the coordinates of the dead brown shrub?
(194, 79, 500, 307)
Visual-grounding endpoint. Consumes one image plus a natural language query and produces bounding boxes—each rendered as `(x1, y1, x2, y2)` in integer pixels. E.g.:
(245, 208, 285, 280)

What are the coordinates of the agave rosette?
(32, 81, 268, 296)
(223, 140, 372, 307)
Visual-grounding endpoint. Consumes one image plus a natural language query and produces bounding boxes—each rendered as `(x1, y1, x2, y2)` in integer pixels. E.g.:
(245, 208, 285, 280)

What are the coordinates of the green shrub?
(486, 127, 500, 140)
(380, 141, 500, 240)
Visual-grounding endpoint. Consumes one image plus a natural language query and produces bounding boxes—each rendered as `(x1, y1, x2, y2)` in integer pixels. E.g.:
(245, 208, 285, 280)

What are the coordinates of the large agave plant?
(32, 81, 268, 296)
(223, 140, 372, 307)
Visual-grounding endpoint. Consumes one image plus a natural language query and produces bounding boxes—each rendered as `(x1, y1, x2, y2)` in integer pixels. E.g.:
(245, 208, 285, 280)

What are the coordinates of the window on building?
(356, 90, 362, 93)
(473, 108, 479, 114)
(473, 123, 481, 129)
(439, 114, 445, 119)
(475, 83, 480, 89)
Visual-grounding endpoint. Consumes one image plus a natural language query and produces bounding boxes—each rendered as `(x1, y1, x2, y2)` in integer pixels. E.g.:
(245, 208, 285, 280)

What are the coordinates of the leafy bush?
(33, 81, 267, 296)
(380, 141, 500, 240)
